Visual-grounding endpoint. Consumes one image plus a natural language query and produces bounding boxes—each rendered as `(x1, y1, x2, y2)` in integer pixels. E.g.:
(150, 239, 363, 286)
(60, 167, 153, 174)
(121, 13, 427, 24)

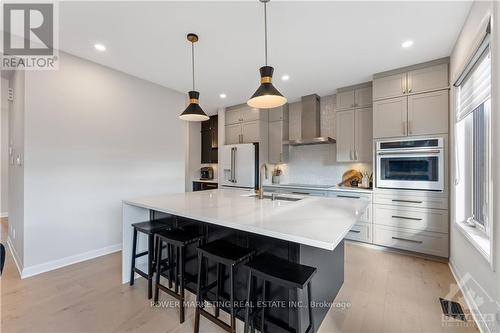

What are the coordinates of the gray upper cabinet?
(268, 104, 289, 122)
(336, 107, 372, 162)
(355, 86, 373, 108)
(373, 61, 448, 101)
(373, 59, 449, 138)
(336, 90, 355, 110)
(336, 110, 355, 162)
(225, 105, 267, 125)
(373, 73, 407, 101)
(407, 64, 448, 94)
(407, 90, 449, 135)
(336, 84, 372, 110)
(373, 97, 408, 138)
(268, 120, 289, 164)
(225, 123, 242, 144)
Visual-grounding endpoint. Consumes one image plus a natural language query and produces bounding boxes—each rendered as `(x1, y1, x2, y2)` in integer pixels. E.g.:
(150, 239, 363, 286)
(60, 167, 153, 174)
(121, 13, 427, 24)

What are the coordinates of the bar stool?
(243, 254, 317, 333)
(154, 228, 204, 323)
(194, 239, 255, 333)
(130, 218, 173, 299)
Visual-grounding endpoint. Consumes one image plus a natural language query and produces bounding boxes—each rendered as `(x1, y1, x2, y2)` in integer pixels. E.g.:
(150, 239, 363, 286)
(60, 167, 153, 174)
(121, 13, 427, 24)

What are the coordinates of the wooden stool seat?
(245, 253, 316, 289)
(194, 239, 255, 333)
(130, 217, 174, 299)
(132, 219, 173, 234)
(154, 228, 204, 323)
(244, 254, 317, 333)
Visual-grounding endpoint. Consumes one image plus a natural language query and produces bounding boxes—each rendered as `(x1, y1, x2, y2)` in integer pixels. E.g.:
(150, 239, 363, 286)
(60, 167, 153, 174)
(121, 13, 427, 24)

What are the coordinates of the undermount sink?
(247, 194, 302, 202)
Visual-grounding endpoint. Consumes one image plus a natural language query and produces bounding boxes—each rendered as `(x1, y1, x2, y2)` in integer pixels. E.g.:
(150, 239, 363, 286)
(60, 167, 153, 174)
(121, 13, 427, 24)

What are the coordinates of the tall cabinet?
(201, 115, 218, 163)
(268, 105, 289, 164)
(373, 60, 449, 138)
(335, 82, 373, 162)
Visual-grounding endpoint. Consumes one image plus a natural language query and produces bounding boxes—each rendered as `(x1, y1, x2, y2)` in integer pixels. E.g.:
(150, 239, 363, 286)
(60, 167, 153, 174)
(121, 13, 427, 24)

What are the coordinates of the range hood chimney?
(288, 94, 336, 146)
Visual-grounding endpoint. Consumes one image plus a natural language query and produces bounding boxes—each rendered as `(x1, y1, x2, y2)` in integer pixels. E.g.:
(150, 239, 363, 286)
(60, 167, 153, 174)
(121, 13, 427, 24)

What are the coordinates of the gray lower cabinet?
(328, 191, 373, 243)
(372, 190, 449, 257)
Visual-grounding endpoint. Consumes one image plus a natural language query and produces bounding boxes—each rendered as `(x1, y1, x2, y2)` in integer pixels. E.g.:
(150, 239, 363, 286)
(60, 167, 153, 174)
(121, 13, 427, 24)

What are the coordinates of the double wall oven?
(376, 137, 445, 191)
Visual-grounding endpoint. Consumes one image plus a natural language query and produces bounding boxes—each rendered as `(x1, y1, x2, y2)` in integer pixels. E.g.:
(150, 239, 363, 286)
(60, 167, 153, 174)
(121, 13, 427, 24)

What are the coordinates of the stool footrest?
(157, 283, 181, 301)
(135, 250, 149, 258)
(198, 308, 231, 332)
(133, 267, 149, 279)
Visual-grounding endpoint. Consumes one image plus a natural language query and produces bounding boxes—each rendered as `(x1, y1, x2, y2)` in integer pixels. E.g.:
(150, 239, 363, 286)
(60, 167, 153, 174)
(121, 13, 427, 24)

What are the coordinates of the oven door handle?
(377, 150, 441, 156)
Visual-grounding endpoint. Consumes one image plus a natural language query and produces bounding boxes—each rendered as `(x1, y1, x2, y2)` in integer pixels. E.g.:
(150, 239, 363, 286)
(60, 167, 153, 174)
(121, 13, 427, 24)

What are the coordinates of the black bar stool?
(154, 228, 204, 323)
(194, 239, 255, 333)
(130, 218, 173, 299)
(243, 254, 317, 333)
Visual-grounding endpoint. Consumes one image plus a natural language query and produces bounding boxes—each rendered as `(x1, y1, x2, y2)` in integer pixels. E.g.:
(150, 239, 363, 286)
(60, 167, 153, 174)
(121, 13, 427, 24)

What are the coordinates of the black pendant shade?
(247, 66, 287, 109)
(179, 91, 209, 121)
(179, 33, 209, 122)
(247, 0, 287, 109)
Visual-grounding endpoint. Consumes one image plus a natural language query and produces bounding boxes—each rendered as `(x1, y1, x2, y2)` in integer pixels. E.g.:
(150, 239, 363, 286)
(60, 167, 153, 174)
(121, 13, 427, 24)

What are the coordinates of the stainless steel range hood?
(287, 94, 336, 146)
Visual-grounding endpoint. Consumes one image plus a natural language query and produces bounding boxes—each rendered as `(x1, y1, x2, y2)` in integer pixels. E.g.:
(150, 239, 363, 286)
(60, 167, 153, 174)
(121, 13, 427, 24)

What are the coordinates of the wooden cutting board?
(339, 169, 363, 186)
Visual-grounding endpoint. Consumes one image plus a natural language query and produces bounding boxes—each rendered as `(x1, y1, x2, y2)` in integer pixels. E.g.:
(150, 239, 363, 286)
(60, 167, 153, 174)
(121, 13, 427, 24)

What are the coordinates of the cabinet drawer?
(373, 205, 448, 233)
(345, 223, 372, 243)
(373, 225, 448, 257)
(328, 191, 372, 223)
(373, 192, 448, 210)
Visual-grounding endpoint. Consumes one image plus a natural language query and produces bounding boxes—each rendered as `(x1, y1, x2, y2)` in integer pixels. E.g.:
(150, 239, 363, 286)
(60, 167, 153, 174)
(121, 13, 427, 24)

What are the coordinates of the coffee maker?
(200, 167, 214, 180)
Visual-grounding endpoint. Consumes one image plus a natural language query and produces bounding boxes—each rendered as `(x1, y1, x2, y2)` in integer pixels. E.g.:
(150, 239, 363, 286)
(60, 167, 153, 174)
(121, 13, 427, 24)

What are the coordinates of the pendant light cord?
(264, 1, 268, 66)
(191, 41, 195, 91)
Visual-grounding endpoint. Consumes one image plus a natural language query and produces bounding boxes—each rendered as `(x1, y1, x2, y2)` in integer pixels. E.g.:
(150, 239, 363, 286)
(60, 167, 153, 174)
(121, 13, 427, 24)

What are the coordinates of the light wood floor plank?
(1, 218, 478, 333)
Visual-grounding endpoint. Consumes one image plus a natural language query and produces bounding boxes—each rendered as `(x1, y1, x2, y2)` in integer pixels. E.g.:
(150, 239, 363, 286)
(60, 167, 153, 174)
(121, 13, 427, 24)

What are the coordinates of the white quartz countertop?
(123, 189, 369, 251)
(264, 183, 373, 194)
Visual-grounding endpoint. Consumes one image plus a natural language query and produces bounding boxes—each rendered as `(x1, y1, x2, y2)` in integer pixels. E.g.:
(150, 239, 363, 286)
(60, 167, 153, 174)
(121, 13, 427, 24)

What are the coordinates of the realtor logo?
(2, 2, 58, 69)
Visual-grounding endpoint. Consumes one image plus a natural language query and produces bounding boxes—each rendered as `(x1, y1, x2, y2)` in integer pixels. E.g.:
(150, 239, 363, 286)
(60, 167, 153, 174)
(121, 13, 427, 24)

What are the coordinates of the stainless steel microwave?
(376, 138, 445, 191)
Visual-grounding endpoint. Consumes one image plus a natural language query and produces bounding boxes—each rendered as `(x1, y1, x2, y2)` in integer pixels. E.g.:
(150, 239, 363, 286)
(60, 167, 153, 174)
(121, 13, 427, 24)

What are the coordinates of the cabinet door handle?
(291, 191, 310, 195)
(349, 230, 361, 234)
(349, 150, 353, 160)
(408, 120, 412, 135)
(402, 121, 407, 135)
(392, 199, 423, 204)
(391, 215, 423, 221)
(337, 195, 361, 199)
(354, 150, 358, 160)
(392, 236, 423, 244)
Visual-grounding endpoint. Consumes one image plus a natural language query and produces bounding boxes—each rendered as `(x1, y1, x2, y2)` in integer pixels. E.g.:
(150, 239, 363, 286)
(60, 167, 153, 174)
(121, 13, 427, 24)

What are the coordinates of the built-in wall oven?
(376, 137, 445, 191)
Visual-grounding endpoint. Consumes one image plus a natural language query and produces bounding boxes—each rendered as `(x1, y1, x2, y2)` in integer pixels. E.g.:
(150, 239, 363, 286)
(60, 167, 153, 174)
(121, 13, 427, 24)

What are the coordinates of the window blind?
(456, 43, 491, 122)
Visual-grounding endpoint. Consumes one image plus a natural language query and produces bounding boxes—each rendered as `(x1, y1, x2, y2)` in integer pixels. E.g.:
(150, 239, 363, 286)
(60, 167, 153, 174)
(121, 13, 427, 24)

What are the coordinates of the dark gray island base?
(154, 212, 344, 333)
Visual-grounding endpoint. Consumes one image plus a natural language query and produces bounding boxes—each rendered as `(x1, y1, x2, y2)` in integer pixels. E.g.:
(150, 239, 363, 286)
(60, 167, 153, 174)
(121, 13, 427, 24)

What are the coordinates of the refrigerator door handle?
(230, 147, 235, 182)
(233, 147, 237, 183)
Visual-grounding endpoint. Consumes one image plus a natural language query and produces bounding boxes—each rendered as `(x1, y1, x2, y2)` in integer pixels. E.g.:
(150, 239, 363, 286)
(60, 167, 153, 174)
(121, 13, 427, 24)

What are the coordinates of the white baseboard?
(448, 259, 491, 333)
(21, 243, 122, 279)
(6, 236, 23, 277)
(0, 212, 8, 218)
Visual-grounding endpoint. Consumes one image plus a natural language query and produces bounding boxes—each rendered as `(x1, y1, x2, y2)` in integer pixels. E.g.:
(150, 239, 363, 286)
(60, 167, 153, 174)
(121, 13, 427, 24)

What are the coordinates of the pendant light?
(179, 33, 210, 121)
(247, 0, 287, 109)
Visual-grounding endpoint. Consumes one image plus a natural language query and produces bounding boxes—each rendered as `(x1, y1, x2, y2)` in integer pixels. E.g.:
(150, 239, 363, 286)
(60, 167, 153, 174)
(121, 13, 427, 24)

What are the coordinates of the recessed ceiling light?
(94, 43, 106, 52)
(401, 40, 414, 48)
(281, 74, 290, 81)
(219, 93, 227, 99)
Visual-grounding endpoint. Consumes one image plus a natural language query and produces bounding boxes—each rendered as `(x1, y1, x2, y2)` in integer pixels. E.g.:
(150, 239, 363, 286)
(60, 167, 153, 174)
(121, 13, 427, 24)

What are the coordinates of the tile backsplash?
(270, 144, 372, 185)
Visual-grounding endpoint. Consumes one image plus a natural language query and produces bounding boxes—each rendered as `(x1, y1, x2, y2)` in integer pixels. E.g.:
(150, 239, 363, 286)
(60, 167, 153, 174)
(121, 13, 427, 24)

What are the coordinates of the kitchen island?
(122, 189, 368, 332)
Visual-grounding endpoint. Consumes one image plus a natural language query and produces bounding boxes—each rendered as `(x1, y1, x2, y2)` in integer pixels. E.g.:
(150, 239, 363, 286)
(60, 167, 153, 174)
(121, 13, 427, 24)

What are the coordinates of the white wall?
(17, 52, 186, 274)
(449, 2, 500, 332)
(1, 78, 9, 217)
(185, 121, 201, 191)
(7, 70, 25, 270)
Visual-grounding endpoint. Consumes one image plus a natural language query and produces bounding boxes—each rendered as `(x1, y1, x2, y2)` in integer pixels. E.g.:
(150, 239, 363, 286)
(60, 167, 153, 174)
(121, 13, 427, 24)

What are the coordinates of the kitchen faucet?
(257, 163, 268, 199)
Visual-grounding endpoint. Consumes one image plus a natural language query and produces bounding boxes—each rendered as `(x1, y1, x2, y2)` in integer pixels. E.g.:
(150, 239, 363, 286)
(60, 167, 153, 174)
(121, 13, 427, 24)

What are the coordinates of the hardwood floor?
(1, 218, 477, 333)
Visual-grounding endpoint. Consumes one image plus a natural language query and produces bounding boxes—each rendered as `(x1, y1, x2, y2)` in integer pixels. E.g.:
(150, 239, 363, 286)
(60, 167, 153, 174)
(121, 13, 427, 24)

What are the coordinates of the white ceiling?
(58, 1, 472, 114)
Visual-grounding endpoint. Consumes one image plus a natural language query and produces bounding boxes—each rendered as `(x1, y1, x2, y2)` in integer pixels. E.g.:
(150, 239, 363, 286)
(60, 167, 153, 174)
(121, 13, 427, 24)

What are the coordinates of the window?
(455, 37, 491, 239)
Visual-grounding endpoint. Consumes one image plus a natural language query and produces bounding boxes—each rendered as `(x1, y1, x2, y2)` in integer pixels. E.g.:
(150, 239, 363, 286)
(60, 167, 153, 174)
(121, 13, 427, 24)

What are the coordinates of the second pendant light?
(247, 0, 287, 109)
